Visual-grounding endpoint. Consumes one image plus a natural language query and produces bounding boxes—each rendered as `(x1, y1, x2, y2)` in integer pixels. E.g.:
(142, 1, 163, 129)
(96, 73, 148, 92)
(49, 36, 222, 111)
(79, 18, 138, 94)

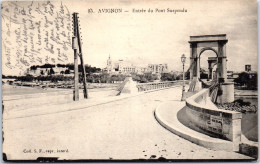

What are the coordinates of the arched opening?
(212, 63, 218, 80)
(188, 35, 233, 103)
(199, 49, 218, 81)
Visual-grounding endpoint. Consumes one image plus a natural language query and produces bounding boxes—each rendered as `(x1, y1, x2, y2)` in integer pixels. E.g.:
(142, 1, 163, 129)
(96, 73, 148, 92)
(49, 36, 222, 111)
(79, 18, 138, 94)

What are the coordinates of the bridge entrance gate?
(188, 34, 234, 103)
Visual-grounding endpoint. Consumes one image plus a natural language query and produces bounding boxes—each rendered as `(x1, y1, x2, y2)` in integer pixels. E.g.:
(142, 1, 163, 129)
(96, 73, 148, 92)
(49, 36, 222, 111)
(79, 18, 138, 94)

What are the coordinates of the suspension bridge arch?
(188, 34, 228, 90)
(187, 34, 234, 103)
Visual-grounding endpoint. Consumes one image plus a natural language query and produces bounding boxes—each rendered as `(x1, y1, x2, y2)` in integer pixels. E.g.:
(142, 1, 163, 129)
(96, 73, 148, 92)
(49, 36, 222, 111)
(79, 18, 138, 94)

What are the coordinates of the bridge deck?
(3, 86, 251, 160)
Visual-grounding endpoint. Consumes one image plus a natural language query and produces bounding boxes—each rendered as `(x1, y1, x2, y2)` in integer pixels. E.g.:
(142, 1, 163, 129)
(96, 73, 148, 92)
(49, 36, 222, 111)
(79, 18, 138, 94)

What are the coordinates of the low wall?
(185, 89, 242, 147)
(136, 80, 186, 92)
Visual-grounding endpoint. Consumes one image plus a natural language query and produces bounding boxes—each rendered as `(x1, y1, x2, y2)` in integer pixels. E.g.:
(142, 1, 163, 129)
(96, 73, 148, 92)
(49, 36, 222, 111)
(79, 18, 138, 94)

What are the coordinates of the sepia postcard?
(1, 0, 258, 162)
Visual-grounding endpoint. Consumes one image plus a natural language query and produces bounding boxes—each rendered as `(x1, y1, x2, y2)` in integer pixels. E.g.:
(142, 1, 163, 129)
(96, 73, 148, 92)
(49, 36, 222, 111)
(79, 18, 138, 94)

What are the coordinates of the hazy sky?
(2, 0, 258, 75)
(64, 0, 257, 72)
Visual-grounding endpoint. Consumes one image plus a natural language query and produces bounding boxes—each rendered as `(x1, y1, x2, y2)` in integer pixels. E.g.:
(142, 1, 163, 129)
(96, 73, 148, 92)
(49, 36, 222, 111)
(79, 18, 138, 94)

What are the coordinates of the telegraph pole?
(72, 12, 88, 100)
(72, 16, 79, 101)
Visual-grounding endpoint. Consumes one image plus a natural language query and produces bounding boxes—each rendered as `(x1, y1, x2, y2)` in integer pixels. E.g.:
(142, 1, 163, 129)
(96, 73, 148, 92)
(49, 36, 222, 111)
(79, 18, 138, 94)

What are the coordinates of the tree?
(176, 74, 182, 80)
(234, 72, 250, 86)
(100, 73, 110, 83)
(234, 72, 257, 90)
(143, 73, 157, 82)
(49, 68, 55, 75)
(132, 75, 141, 82)
(140, 77, 148, 83)
(30, 65, 37, 70)
(93, 74, 101, 83)
(117, 74, 126, 81)
(65, 69, 70, 74)
(41, 64, 55, 68)
(248, 74, 257, 90)
(40, 70, 44, 75)
(17, 74, 34, 82)
(86, 74, 95, 83)
(161, 73, 176, 81)
(110, 75, 118, 83)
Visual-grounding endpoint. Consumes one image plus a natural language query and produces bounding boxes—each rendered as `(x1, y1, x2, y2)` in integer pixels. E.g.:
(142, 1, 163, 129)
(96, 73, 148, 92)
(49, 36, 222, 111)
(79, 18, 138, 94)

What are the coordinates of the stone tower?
(106, 54, 113, 73)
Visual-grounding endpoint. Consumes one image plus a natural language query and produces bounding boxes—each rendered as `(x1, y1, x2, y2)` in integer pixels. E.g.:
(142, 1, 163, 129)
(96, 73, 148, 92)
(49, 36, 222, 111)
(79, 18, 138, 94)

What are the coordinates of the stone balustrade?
(136, 81, 180, 92)
(185, 88, 242, 150)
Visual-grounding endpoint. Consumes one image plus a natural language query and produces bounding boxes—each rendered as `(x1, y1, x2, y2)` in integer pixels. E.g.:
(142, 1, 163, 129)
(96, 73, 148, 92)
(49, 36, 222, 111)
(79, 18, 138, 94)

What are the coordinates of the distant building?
(27, 68, 49, 76)
(26, 65, 70, 76)
(106, 55, 136, 74)
(105, 55, 168, 75)
(105, 55, 143, 74)
(148, 64, 168, 74)
(106, 55, 113, 73)
(245, 65, 251, 72)
(117, 60, 136, 74)
(135, 67, 149, 74)
(53, 66, 68, 75)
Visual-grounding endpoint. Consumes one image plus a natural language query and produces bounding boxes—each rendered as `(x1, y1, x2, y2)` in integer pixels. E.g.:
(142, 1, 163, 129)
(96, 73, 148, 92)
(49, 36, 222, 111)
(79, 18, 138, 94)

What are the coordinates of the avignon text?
(98, 8, 122, 13)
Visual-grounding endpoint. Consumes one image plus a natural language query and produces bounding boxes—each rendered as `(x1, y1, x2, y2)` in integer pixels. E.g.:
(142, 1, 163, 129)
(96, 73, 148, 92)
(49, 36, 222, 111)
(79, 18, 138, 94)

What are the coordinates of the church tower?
(106, 54, 113, 73)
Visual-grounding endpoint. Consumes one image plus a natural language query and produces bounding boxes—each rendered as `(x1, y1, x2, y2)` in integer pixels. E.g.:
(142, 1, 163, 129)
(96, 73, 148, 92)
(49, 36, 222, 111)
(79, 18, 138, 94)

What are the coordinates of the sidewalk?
(155, 101, 237, 151)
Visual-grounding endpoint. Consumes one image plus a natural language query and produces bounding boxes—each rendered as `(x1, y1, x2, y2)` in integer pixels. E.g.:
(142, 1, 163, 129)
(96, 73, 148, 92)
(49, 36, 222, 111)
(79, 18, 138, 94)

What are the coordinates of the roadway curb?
(154, 101, 237, 152)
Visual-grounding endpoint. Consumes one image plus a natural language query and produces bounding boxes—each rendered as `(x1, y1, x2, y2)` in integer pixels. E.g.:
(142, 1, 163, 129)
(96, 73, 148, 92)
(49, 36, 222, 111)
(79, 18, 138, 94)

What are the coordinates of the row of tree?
(30, 63, 101, 74)
(132, 73, 159, 83)
(234, 72, 257, 90)
(160, 72, 190, 81)
(6, 71, 189, 83)
(5, 70, 258, 90)
(39, 68, 71, 76)
(15, 72, 162, 83)
(16, 75, 73, 82)
(30, 64, 56, 70)
(84, 73, 159, 83)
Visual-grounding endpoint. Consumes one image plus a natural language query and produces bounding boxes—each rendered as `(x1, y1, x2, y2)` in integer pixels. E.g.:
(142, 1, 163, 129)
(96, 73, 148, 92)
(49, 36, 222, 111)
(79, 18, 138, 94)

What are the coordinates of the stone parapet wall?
(185, 89, 242, 148)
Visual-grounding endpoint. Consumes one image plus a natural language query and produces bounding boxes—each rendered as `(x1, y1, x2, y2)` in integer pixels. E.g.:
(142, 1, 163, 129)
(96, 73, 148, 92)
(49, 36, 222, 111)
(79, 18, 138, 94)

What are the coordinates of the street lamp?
(181, 54, 186, 101)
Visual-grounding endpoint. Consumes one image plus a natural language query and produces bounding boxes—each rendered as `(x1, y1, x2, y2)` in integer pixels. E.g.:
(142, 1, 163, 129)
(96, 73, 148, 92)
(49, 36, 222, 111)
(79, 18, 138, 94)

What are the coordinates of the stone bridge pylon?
(188, 34, 234, 103)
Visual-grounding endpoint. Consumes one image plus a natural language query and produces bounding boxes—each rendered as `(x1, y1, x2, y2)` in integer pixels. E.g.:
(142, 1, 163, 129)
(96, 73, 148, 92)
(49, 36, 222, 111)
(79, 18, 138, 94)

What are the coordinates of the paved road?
(3, 86, 251, 160)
